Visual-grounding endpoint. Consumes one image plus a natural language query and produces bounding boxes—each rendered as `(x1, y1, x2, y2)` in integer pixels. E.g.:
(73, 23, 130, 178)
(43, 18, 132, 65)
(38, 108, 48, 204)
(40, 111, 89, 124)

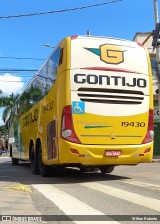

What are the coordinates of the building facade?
(133, 32, 160, 156)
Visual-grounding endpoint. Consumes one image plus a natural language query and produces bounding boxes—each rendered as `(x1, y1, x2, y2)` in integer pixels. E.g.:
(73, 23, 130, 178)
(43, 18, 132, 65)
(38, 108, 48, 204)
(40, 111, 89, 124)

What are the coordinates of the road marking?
(33, 184, 120, 224)
(121, 180, 160, 191)
(5, 184, 31, 192)
(80, 182, 160, 212)
(130, 169, 160, 177)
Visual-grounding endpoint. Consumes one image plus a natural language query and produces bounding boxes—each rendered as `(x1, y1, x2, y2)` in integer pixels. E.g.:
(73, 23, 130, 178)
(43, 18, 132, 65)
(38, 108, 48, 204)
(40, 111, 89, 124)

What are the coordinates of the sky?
(0, 0, 158, 125)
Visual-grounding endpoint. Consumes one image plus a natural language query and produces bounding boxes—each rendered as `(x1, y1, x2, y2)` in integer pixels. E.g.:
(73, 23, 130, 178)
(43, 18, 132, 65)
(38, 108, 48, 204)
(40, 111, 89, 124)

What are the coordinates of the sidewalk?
(152, 156, 160, 163)
(0, 181, 45, 223)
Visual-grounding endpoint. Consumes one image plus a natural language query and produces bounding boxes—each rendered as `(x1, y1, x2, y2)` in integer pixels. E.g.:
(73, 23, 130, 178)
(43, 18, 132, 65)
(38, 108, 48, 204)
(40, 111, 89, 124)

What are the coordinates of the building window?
(151, 59, 157, 77)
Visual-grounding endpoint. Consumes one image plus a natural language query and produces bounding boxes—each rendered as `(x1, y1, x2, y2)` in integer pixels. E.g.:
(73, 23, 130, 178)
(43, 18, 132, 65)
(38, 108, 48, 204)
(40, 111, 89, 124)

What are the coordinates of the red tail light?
(61, 105, 81, 144)
(142, 109, 154, 144)
(71, 35, 78, 40)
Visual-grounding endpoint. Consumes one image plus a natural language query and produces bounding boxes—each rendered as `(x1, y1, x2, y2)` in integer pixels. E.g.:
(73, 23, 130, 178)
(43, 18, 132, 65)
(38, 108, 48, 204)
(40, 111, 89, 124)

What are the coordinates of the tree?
(0, 125, 7, 138)
(18, 85, 43, 116)
(1, 93, 18, 124)
(0, 89, 4, 107)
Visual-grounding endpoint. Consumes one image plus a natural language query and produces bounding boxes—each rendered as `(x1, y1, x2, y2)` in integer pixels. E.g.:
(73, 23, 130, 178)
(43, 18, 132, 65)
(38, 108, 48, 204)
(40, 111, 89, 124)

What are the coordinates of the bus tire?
(38, 145, 50, 177)
(10, 145, 12, 158)
(99, 166, 115, 174)
(30, 147, 39, 175)
(12, 157, 19, 165)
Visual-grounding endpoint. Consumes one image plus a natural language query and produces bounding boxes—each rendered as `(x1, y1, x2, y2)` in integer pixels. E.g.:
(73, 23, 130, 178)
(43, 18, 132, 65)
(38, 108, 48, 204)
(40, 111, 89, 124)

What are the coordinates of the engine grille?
(77, 88, 145, 104)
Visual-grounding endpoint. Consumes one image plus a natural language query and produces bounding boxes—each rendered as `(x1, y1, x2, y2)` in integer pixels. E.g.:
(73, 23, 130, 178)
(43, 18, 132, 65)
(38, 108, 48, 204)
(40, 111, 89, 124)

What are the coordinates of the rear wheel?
(99, 166, 115, 174)
(30, 146, 39, 175)
(12, 157, 19, 165)
(38, 145, 51, 177)
(10, 145, 12, 158)
(10, 146, 19, 165)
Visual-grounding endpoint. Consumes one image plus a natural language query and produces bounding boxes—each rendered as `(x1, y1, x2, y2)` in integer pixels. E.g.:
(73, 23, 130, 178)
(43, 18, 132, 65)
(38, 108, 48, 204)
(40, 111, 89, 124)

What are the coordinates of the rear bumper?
(58, 140, 153, 166)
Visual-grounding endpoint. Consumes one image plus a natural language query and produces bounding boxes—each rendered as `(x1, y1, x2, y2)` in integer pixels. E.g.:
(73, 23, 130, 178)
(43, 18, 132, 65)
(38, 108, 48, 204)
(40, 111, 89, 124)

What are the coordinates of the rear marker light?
(144, 148, 151, 154)
(137, 42, 143, 47)
(70, 149, 79, 154)
(71, 35, 78, 40)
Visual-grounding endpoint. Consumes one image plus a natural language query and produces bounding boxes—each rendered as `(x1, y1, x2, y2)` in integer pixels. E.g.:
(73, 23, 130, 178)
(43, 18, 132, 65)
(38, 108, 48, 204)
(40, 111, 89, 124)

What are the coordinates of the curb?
(151, 156, 160, 163)
(152, 159, 160, 163)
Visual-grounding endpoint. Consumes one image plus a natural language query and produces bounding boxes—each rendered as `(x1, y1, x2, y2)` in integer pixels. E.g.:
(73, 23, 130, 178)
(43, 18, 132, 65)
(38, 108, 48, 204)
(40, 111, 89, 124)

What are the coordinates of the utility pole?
(154, 0, 159, 68)
(153, 0, 160, 107)
(87, 30, 90, 36)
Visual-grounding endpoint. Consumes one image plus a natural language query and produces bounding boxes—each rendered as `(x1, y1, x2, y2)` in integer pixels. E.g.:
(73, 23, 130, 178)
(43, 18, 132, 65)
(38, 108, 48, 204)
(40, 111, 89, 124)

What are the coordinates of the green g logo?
(85, 44, 127, 65)
(100, 44, 126, 64)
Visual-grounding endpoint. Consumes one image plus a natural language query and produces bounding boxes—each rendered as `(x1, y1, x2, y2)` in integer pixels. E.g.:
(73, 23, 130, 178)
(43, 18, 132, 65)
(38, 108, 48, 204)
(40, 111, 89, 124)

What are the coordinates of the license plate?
(105, 150, 121, 156)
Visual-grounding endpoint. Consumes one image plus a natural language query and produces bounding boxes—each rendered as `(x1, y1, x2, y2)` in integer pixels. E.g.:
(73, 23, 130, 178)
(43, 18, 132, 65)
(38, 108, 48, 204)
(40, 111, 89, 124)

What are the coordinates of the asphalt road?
(0, 156, 160, 224)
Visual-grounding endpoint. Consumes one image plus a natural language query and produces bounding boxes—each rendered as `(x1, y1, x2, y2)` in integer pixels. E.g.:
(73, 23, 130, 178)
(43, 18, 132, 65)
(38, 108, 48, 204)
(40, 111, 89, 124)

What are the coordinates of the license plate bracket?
(105, 150, 121, 157)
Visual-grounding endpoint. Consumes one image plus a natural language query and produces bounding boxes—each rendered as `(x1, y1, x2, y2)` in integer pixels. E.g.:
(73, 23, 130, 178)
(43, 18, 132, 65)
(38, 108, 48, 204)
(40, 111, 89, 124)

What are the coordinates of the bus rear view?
(60, 35, 154, 173)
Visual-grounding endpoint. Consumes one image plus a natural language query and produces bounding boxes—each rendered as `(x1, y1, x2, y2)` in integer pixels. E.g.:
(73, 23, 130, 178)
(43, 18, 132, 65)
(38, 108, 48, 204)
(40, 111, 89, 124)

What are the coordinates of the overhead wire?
(0, 0, 123, 83)
(0, 69, 37, 72)
(0, 69, 37, 81)
(0, 80, 29, 83)
(0, 0, 122, 19)
(0, 56, 44, 61)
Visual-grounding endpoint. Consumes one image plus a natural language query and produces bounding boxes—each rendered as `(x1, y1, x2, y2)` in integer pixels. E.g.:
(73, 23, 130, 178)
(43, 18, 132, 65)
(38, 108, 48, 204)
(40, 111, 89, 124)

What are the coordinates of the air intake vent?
(77, 88, 144, 105)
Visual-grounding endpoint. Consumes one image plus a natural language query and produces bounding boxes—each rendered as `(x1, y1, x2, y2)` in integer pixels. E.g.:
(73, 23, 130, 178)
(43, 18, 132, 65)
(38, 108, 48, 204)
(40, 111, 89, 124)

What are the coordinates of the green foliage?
(0, 125, 7, 138)
(17, 85, 43, 116)
(0, 93, 18, 123)
(0, 86, 43, 124)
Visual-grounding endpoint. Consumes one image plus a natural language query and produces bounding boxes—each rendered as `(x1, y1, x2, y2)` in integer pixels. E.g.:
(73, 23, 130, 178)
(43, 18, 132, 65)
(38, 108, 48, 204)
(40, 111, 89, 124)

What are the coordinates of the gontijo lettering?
(23, 109, 38, 127)
(74, 74, 147, 88)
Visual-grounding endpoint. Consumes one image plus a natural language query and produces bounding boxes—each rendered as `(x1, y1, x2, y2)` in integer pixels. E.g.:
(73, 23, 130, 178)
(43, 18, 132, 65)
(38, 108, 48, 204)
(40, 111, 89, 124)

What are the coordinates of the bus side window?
(50, 47, 60, 82)
(59, 48, 63, 65)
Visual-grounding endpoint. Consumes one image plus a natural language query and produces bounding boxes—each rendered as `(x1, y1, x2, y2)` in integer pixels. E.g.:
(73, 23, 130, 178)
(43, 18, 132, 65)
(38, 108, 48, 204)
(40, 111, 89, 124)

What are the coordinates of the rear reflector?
(142, 109, 154, 144)
(139, 154, 144, 156)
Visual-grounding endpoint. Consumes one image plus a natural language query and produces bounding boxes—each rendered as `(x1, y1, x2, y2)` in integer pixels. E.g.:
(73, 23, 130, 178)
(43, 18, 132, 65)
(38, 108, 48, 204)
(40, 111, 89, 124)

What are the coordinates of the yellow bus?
(8, 35, 154, 176)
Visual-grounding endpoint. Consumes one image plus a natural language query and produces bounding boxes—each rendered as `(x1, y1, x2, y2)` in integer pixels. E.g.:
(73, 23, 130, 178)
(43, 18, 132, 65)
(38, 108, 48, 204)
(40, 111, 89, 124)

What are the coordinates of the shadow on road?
(0, 157, 130, 185)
